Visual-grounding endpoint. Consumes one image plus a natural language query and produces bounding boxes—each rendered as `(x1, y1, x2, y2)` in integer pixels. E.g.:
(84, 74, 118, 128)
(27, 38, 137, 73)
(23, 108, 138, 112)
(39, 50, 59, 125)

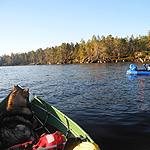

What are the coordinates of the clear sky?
(0, 0, 150, 56)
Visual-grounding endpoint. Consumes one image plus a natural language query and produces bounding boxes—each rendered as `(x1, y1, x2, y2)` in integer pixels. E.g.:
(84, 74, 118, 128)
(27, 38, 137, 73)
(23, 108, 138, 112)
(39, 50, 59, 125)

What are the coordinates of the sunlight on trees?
(1, 31, 150, 66)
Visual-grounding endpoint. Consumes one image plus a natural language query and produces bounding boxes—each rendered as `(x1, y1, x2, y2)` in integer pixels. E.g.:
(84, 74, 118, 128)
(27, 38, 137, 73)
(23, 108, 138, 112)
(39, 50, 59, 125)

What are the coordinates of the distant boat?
(126, 64, 150, 75)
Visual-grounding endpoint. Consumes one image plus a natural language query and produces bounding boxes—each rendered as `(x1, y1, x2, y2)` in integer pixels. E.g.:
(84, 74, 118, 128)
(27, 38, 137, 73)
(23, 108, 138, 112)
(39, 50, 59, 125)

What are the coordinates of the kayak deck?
(32, 96, 94, 142)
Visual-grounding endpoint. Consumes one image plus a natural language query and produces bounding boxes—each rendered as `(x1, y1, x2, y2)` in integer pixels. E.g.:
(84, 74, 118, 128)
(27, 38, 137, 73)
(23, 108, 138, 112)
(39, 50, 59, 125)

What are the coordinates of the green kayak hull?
(0, 89, 100, 149)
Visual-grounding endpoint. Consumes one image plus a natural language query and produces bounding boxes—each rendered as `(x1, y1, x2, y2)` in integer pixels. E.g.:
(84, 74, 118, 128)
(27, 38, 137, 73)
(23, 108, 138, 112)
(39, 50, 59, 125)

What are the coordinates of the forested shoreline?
(1, 32, 150, 66)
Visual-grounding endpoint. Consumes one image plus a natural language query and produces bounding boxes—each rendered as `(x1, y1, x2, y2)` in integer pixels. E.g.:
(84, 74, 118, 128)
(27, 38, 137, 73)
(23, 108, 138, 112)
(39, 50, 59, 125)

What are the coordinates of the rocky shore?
(34, 58, 147, 65)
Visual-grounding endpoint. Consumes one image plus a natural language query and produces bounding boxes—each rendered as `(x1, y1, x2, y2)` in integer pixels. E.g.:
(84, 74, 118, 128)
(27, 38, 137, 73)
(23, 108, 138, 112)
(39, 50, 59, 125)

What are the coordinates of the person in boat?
(143, 64, 150, 71)
(130, 64, 137, 71)
(147, 64, 150, 71)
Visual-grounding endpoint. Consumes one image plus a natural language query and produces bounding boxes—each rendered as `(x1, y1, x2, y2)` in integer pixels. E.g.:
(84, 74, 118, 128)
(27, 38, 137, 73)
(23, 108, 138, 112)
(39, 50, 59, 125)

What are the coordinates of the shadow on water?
(76, 111, 150, 150)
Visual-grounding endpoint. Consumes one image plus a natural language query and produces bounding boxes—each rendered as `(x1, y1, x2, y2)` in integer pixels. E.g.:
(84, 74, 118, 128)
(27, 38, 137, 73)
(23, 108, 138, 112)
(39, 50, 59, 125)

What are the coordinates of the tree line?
(1, 31, 150, 66)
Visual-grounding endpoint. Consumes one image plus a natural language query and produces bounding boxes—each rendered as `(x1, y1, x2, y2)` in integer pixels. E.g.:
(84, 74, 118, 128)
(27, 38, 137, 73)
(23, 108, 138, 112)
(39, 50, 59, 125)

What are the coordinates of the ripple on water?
(0, 63, 150, 150)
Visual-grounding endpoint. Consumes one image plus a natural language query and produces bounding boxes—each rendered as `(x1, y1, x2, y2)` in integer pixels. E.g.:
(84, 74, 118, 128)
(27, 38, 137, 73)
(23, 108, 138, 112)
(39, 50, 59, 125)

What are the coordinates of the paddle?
(139, 58, 147, 70)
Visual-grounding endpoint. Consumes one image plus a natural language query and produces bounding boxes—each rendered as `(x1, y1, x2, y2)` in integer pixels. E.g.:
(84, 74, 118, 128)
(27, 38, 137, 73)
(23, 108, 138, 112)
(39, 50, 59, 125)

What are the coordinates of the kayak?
(0, 86, 100, 150)
(126, 64, 150, 75)
(126, 70, 150, 75)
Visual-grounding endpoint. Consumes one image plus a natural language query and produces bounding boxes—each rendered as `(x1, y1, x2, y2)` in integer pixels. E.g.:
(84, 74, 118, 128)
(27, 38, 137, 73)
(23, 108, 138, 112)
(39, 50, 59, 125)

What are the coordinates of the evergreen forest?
(1, 31, 150, 66)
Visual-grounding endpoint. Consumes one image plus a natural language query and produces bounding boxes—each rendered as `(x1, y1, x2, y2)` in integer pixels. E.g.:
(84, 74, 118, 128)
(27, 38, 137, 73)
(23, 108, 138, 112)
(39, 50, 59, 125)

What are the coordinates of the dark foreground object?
(0, 85, 100, 149)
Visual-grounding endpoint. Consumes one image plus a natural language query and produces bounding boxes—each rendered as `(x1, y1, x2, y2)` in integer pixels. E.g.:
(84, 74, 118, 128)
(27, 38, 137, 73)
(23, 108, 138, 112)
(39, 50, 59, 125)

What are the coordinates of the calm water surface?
(0, 63, 150, 150)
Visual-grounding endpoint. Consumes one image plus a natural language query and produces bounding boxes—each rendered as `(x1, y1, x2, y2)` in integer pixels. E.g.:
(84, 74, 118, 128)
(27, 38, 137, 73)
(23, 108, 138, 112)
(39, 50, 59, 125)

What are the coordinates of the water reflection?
(126, 75, 150, 111)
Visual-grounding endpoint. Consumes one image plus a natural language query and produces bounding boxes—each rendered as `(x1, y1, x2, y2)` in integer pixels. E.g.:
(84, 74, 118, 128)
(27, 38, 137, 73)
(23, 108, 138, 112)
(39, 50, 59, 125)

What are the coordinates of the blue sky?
(0, 0, 150, 56)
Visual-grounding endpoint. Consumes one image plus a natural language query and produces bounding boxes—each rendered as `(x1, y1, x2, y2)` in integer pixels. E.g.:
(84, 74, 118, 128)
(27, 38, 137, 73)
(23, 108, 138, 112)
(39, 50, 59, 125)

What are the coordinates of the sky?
(0, 0, 150, 56)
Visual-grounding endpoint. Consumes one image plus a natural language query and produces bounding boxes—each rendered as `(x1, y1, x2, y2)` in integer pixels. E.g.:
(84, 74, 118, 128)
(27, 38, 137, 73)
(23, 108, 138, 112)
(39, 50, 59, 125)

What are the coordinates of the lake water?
(0, 63, 150, 150)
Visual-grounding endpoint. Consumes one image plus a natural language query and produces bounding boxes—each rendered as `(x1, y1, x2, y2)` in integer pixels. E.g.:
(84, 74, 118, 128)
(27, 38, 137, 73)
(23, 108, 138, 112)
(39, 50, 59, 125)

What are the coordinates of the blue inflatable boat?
(126, 64, 150, 75)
